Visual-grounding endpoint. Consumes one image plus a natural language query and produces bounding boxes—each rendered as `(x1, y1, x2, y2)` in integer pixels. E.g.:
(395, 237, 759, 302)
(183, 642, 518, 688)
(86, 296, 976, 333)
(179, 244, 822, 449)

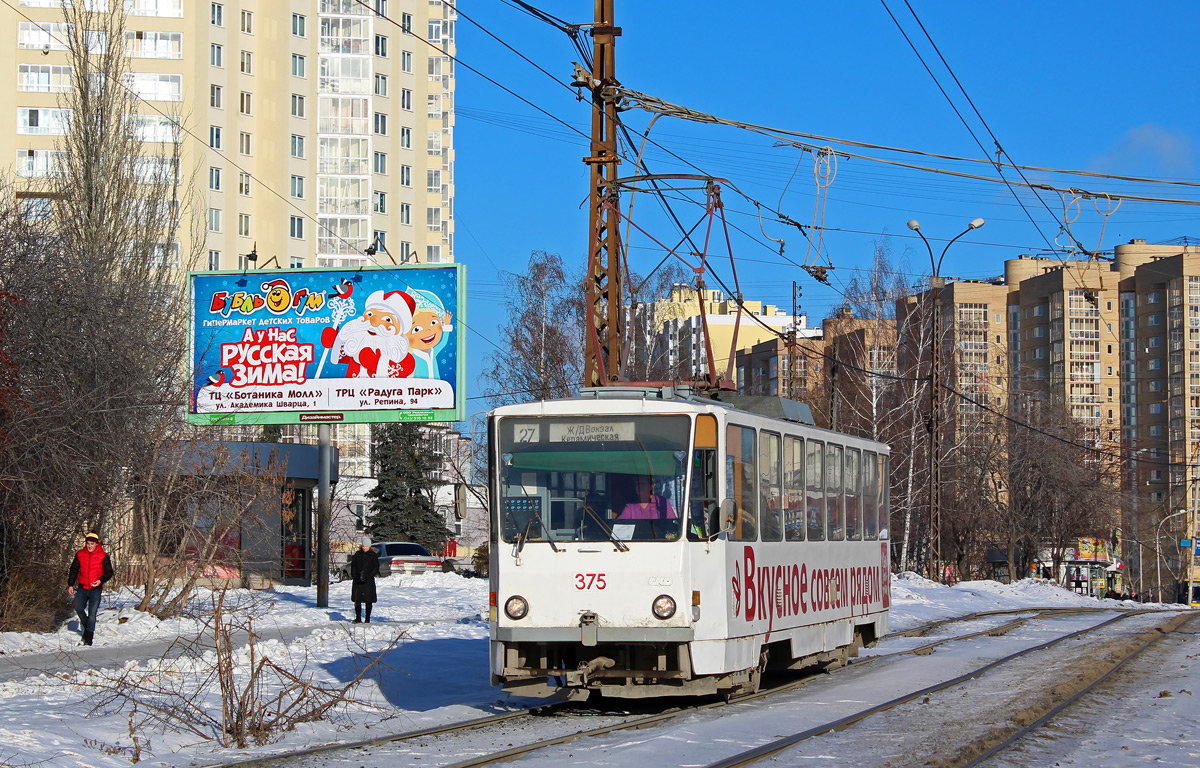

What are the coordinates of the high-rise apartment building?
(6, 0, 457, 487)
(657, 284, 813, 382)
(6, 0, 455, 272)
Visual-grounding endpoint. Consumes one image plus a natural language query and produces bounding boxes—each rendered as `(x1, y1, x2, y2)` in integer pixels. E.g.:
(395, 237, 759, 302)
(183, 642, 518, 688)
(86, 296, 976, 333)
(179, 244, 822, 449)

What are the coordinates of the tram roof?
(490, 385, 889, 453)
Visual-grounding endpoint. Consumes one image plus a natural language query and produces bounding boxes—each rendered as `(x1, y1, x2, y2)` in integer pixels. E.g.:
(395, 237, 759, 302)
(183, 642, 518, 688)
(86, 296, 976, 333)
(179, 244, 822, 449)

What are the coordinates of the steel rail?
(202, 606, 1149, 768)
(961, 611, 1199, 768)
(699, 610, 1168, 768)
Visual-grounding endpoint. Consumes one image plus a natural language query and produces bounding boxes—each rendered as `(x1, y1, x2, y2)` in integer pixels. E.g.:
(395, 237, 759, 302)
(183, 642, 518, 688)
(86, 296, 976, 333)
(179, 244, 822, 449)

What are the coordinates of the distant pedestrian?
(350, 535, 380, 623)
(66, 532, 113, 646)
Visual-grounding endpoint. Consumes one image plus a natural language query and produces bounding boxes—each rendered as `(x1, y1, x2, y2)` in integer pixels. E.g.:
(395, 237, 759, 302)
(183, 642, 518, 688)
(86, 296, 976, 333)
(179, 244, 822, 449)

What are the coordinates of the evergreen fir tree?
(366, 423, 452, 551)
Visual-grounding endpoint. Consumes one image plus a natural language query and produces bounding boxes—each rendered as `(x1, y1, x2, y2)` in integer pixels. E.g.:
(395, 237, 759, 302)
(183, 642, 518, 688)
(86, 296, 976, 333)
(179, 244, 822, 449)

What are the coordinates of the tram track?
(959, 610, 1200, 768)
(205, 606, 1157, 768)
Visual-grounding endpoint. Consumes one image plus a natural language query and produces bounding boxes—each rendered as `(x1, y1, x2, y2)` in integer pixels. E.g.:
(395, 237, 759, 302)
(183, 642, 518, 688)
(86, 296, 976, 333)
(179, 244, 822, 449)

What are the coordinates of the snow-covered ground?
(0, 573, 1188, 767)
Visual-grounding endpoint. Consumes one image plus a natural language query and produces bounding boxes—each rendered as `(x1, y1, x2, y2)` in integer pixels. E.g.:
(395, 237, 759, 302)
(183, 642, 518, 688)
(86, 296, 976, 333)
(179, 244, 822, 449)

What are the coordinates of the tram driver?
(618, 476, 677, 520)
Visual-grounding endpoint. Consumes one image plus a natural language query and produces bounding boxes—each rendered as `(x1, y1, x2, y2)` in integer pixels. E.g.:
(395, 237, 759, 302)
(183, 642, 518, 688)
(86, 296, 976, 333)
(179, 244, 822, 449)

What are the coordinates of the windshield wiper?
(581, 503, 628, 552)
(515, 509, 559, 554)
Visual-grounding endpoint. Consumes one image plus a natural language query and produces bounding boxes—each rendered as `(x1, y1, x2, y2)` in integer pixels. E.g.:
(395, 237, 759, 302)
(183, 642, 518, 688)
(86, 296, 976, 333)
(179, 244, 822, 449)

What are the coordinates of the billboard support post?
(317, 423, 331, 608)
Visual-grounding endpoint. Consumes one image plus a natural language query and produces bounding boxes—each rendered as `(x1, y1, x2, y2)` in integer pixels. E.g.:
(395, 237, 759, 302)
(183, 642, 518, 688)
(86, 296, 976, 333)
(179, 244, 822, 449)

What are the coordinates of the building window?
(374, 34, 388, 57)
(240, 10, 253, 34)
(240, 51, 253, 75)
(373, 230, 386, 247)
(427, 169, 441, 192)
(290, 256, 304, 269)
(125, 30, 183, 59)
(399, 88, 414, 111)
(210, 43, 222, 67)
(373, 191, 386, 214)
(399, 165, 411, 186)
(239, 131, 251, 155)
(18, 64, 72, 95)
(1149, 336, 1161, 348)
(238, 213, 251, 237)
(374, 0, 387, 16)
(399, 202, 411, 225)
(125, 72, 183, 102)
(400, 242, 412, 261)
(1148, 358, 1161, 370)
(290, 175, 304, 198)
(1149, 425, 1162, 437)
(292, 54, 305, 78)
(373, 112, 387, 135)
(208, 249, 220, 270)
(401, 50, 412, 72)
(401, 12, 412, 33)
(208, 166, 221, 190)
(290, 134, 305, 158)
(209, 125, 222, 148)
(428, 20, 441, 43)
(211, 2, 222, 27)
(373, 151, 386, 174)
(426, 206, 441, 230)
(426, 245, 441, 263)
(208, 208, 221, 232)
(374, 74, 388, 96)
(1150, 403, 1162, 414)
(290, 216, 304, 239)
(238, 171, 251, 196)
(399, 127, 411, 149)
(1148, 291, 1162, 304)
(292, 13, 306, 37)
(291, 94, 305, 118)
(239, 91, 252, 115)
(209, 84, 222, 108)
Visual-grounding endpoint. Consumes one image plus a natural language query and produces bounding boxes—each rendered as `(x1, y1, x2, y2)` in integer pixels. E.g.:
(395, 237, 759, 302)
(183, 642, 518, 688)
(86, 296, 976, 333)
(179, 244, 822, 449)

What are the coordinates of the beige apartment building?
(658, 284, 815, 383)
(6, 0, 457, 493)
(6, 0, 455, 275)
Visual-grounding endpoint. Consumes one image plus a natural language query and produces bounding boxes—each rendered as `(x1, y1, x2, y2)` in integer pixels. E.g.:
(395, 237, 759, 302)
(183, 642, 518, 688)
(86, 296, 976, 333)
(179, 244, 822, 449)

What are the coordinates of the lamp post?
(906, 217, 985, 582)
(1156, 508, 1189, 603)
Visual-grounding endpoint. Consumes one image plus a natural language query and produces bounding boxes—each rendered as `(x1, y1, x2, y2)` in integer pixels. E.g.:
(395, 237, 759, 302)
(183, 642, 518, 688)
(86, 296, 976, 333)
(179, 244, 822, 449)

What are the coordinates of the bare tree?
(623, 262, 690, 381)
(480, 250, 584, 405)
(0, 2, 200, 628)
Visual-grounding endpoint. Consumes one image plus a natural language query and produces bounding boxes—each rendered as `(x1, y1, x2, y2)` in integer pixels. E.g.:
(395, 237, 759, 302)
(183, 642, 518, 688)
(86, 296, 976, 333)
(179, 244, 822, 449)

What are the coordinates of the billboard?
(188, 264, 465, 425)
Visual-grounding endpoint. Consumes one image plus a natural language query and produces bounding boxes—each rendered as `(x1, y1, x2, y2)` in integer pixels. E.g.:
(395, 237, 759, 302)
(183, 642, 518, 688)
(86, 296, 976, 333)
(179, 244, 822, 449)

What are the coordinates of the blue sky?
(451, 2, 1200, 405)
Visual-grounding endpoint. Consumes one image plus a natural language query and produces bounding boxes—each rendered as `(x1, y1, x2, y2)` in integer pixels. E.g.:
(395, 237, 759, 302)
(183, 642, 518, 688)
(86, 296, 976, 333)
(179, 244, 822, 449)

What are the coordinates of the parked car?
(338, 541, 445, 581)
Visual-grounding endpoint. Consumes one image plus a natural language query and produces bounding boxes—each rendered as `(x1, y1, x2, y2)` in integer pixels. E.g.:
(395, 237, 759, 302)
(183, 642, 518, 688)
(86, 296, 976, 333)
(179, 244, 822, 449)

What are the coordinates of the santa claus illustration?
(320, 289, 417, 378)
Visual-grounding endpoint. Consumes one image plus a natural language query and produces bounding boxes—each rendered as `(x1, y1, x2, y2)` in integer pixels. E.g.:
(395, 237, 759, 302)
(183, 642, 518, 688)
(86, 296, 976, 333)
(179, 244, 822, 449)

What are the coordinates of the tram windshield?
(496, 415, 690, 544)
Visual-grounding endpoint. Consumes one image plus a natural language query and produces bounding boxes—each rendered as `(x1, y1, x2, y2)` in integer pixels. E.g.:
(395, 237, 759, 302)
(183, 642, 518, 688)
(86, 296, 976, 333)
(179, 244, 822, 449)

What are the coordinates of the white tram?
(488, 385, 891, 700)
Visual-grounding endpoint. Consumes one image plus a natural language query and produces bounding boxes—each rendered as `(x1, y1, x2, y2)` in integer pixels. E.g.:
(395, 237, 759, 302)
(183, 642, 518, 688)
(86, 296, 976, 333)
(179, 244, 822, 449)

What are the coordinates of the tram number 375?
(575, 573, 607, 590)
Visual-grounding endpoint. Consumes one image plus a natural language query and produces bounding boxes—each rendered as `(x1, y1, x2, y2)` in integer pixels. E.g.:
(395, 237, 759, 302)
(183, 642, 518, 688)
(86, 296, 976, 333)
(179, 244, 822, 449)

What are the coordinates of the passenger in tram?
(618, 475, 677, 520)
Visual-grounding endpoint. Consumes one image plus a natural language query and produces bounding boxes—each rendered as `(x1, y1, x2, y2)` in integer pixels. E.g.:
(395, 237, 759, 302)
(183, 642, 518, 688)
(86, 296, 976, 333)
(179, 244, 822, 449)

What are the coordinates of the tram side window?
(784, 436, 805, 541)
(806, 439, 824, 541)
(863, 450, 878, 540)
(689, 448, 718, 540)
(760, 431, 782, 541)
(845, 448, 861, 540)
(879, 454, 890, 537)
(827, 443, 844, 541)
(726, 425, 758, 541)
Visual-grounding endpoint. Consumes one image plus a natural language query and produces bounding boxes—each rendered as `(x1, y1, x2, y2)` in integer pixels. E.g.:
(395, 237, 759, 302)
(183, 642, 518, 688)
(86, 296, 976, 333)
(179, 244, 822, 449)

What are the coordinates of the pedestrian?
(350, 535, 380, 623)
(66, 531, 113, 646)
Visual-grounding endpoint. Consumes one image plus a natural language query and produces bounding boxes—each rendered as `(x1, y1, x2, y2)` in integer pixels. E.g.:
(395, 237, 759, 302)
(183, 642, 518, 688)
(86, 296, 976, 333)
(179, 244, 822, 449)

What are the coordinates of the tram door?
(689, 415, 718, 539)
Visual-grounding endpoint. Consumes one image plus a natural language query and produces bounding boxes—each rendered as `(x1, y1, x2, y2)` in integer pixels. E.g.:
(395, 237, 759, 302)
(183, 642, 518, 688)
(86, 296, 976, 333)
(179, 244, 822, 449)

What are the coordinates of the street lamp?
(906, 217, 985, 583)
(1157, 508, 1189, 603)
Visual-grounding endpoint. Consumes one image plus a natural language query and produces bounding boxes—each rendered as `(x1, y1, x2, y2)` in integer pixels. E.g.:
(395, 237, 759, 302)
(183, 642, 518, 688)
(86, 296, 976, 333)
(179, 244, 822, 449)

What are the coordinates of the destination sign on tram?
(549, 422, 636, 442)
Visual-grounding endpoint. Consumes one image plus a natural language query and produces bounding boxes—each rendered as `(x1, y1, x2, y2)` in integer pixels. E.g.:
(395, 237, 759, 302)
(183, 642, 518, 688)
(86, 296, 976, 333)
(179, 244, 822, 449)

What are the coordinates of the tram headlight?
(504, 595, 529, 620)
(652, 594, 676, 620)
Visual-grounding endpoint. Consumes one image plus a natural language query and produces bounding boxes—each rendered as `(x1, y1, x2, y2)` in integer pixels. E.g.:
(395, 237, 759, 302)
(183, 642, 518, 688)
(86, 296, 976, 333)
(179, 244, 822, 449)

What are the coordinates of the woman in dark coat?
(350, 536, 380, 623)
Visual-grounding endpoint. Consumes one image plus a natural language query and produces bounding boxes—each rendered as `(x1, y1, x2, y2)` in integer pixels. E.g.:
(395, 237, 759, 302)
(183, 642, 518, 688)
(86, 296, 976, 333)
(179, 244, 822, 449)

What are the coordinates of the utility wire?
(877, 0, 1060, 254)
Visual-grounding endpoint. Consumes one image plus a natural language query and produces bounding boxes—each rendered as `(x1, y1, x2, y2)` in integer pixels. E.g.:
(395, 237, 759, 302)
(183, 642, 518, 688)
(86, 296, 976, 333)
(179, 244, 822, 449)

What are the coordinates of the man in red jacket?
(67, 532, 114, 646)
